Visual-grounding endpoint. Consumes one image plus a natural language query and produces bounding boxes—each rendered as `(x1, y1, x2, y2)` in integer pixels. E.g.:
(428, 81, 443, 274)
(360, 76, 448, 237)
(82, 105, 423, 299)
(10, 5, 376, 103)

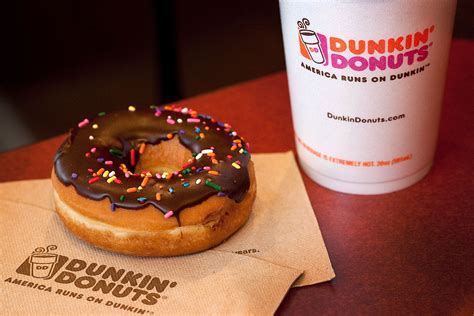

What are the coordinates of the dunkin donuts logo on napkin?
(298, 18, 434, 72)
(7, 245, 177, 308)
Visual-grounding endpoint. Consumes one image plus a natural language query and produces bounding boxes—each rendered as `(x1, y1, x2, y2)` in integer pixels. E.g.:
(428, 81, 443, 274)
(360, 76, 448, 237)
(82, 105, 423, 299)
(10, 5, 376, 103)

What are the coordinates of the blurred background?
(0, 0, 472, 152)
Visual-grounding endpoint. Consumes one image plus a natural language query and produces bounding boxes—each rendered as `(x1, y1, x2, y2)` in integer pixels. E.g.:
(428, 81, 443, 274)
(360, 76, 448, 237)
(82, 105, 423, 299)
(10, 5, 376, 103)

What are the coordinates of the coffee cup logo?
(298, 18, 325, 64)
(28, 245, 59, 279)
(16, 245, 68, 280)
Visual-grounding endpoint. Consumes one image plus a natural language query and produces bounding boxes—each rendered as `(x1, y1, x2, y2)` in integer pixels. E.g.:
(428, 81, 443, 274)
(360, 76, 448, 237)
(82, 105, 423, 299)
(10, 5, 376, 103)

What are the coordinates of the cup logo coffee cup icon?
(28, 245, 59, 279)
(16, 245, 68, 280)
(298, 18, 325, 64)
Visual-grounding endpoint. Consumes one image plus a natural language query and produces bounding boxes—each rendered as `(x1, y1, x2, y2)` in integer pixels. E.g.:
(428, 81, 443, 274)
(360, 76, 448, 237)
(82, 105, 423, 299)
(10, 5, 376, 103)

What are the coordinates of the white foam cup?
(279, 0, 457, 194)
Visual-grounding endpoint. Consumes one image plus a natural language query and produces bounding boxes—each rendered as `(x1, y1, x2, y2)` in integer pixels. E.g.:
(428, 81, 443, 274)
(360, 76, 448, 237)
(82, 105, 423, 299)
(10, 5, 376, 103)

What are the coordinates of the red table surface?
(1, 39, 473, 314)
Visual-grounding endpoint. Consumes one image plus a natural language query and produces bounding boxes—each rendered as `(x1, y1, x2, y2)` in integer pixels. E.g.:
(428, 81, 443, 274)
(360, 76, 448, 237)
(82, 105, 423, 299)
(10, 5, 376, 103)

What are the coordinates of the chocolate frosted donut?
(51, 105, 256, 256)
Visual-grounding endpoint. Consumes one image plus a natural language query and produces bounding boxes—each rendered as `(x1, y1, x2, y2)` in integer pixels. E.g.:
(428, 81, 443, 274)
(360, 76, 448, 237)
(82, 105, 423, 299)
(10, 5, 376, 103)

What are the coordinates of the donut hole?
(134, 136, 192, 174)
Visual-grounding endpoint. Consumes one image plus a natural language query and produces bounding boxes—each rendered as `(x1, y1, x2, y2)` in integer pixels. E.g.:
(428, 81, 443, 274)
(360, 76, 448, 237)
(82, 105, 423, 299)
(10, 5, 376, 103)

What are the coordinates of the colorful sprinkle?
(71, 173, 78, 179)
(168, 187, 174, 193)
(167, 118, 176, 125)
(106, 176, 116, 183)
(137, 197, 147, 203)
(141, 176, 149, 187)
(109, 148, 122, 156)
(181, 158, 193, 168)
(97, 168, 105, 176)
(120, 195, 125, 202)
(139, 143, 146, 155)
(232, 162, 241, 169)
(183, 182, 190, 187)
(111, 203, 116, 211)
(205, 180, 221, 191)
(208, 170, 220, 176)
(88, 177, 100, 184)
(195, 179, 202, 184)
(155, 193, 161, 201)
(217, 192, 226, 197)
(128, 106, 136, 112)
(130, 149, 136, 166)
(78, 119, 89, 128)
(167, 133, 173, 139)
(127, 187, 137, 193)
(164, 211, 174, 219)
(97, 157, 105, 163)
(98, 112, 106, 116)
(105, 160, 113, 165)
(187, 118, 200, 123)
(92, 124, 99, 129)
(89, 135, 94, 140)
(103, 170, 109, 178)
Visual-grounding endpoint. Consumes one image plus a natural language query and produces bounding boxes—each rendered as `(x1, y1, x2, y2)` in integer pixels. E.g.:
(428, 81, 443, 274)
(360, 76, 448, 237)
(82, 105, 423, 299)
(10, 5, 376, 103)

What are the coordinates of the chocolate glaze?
(54, 106, 251, 215)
